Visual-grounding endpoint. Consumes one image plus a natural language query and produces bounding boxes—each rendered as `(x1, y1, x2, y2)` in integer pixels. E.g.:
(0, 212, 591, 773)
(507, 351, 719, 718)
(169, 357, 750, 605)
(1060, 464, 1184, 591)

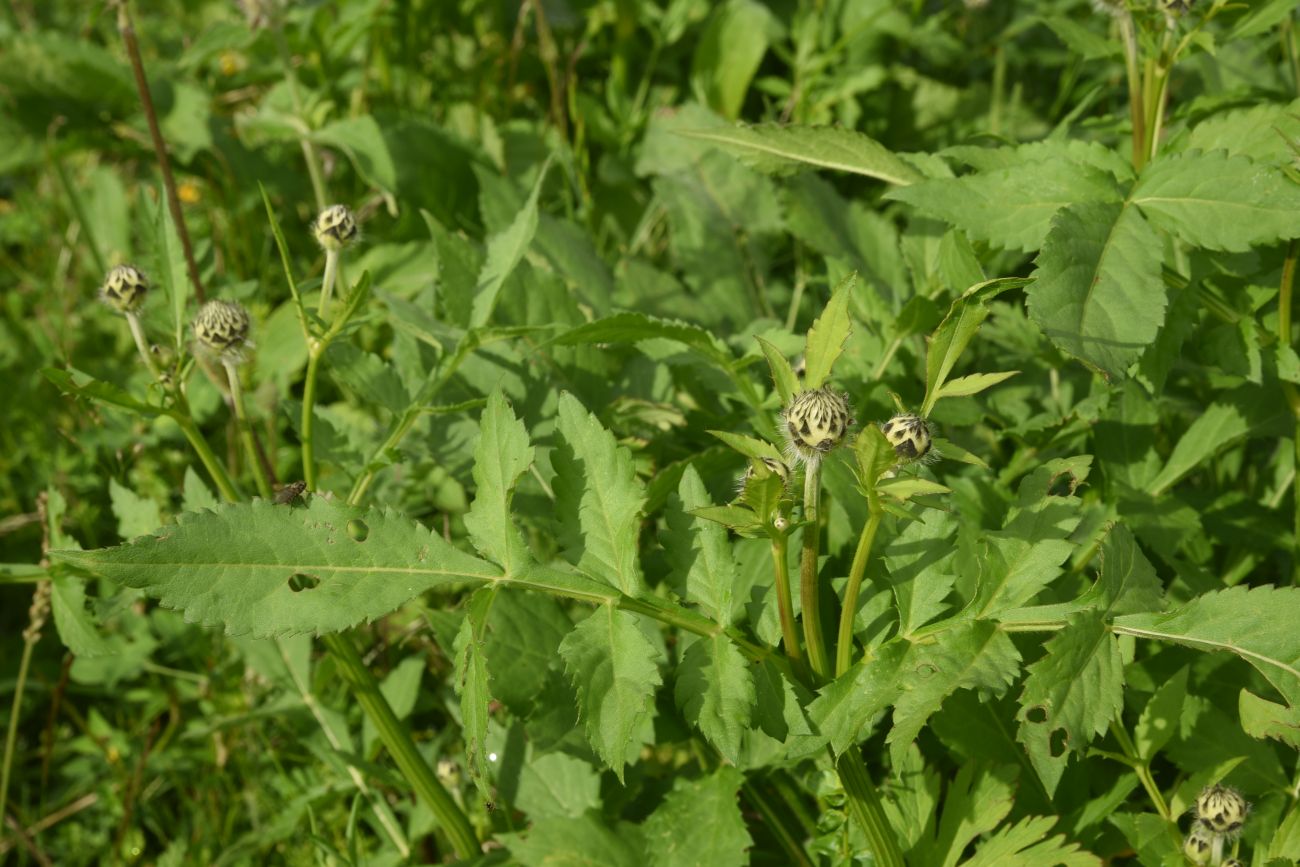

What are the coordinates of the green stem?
(318, 248, 340, 318)
(771, 535, 804, 667)
(1118, 10, 1147, 171)
(800, 461, 830, 680)
(172, 409, 241, 502)
(224, 359, 273, 499)
(125, 312, 163, 382)
(301, 345, 324, 491)
(742, 780, 815, 867)
(0, 619, 38, 823)
(320, 632, 479, 859)
(1108, 721, 1170, 820)
(836, 750, 906, 867)
(835, 507, 881, 678)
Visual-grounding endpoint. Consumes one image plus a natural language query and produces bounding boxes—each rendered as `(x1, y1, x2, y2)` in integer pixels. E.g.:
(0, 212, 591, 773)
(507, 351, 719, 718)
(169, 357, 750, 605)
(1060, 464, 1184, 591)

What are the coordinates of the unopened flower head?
(312, 204, 358, 251)
(1182, 822, 1214, 865)
(1195, 784, 1248, 837)
(100, 264, 149, 314)
(193, 299, 251, 358)
(1220, 860, 1244, 867)
(782, 387, 853, 464)
(741, 456, 791, 486)
(881, 413, 933, 463)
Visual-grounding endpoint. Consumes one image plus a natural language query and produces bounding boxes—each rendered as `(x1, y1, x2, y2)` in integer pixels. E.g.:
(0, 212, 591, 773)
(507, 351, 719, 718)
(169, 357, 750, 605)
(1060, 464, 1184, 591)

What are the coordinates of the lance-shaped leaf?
(44, 367, 167, 417)
(679, 124, 924, 186)
(921, 278, 1027, 417)
(471, 159, 550, 328)
(674, 635, 755, 765)
(802, 273, 855, 390)
(1114, 585, 1300, 707)
(756, 336, 800, 405)
(453, 587, 497, 798)
(51, 498, 501, 637)
(553, 393, 647, 596)
(559, 605, 663, 781)
(1026, 201, 1165, 380)
(551, 312, 733, 368)
(464, 391, 535, 574)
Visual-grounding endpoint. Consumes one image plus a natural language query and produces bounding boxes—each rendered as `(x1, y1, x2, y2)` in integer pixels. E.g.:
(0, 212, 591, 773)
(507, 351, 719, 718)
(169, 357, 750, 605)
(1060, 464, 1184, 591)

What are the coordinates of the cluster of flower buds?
(1183, 784, 1249, 865)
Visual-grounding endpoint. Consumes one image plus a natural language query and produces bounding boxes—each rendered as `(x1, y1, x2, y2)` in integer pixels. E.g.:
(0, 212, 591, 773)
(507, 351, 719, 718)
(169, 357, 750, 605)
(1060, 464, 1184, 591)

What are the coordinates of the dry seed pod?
(782, 387, 853, 463)
(100, 264, 149, 314)
(881, 413, 932, 462)
(312, 204, 358, 251)
(193, 299, 251, 357)
(1195, 784, 1248, 836)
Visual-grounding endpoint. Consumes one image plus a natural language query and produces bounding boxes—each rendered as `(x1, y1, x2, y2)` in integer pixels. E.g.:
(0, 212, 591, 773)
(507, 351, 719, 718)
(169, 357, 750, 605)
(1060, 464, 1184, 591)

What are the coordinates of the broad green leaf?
(471, 160, 550, 328)
(1093, 524, 1163, 616)
(910, 764, 1016, 867)
(311, 115, 397, 192)
(806, 640, 908, 754)
(1027, 201, 1165, 380)
(690, 0, 774, 119)
(49, 572, 111, 657)
(324, 343, 410, 416)
(1135, 667, 1188, 760)
(884, 509, 959, 637)
(52, 498, 501, 637)
(515, 751, 602, 819)
(1114, 585, 1300, 707)
(935, 371, 1019, 401)
(803, 273, 854, 390)
(1149, 402, 1250, 496)
(558, 606, 662, 781)
(1239, 689, 1300, 750)
(482, 591, 572, 715)
(109, 479, 162, 540)
(680, 124, 923, 186)
(453, 587, 496, 799)
(504, 813, 644, 867)
(1131, 150, 1300, 252)
(887, 621, 1021, 770)
(756, 336, 799, 405)
(886, 158, 1123, 252)
(1016, 611, 1124, 797)
(675, 636, 755, 765)
(922, 278, 1027, 416)
(961, 815, 1101, 867)
(552, 312, 732, 367)
(553, 393, 646, 596)
(663, 466, 738, 623)
(43, 367, 166, 417)
(464, 391, 534, 574)
(643, 768, 752, 867)
(1183, 99, 1300, 166)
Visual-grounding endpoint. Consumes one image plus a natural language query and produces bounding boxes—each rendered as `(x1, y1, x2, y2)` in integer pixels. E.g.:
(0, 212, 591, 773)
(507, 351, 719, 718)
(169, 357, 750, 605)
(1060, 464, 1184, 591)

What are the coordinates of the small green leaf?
(934, 371, 1019, 401)
(663, 466, 739, 623)
(325, 343, 411, 416)
(464, 390, 535, 574)
(707, 430, 785, 464)
(877, 477, 952, 502)
(679, 124, 923, 186)
(109, 479, 162, 540)
(643, 767, 752, 867)
(552, 312, 732, 367)
(453, 587, 497, 799)
(756, 336, 799, 405)
(515, 751, 602, 819)
(674, 636, 755, 765)
(49, 572, 111, 657)
(558, 605, 663, 781)
(961, 815, 1101, 867)
(1149, 402, 1250, 496)
(504, 813, 645, 867)
(471, 159, 550, 328)
(311, 115, 397, 192)
(802, 273, 855, 389)
(922, 278, 1027, 416)
(1239, 689, 1300, 750)
(1135, 667, 1188, 760)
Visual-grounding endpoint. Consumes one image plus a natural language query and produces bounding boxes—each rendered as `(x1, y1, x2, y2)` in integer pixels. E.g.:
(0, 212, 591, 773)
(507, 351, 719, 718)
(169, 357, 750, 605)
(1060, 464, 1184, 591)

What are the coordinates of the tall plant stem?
(223, 359, 273, 498)
(317, 249, 340, 318)
(836, 750, 907, 867)
(1118, 10, 1147, 171)
(172, 407, 240, 502)
(799, 462, 831, 680)
(1280, 242, 1300, 584)
(770, 535, 804, 667)
(835, 507, 881, 678)
(321, 632, 479, 859)
(114, 0, 204, 303)
(124, 312, 162, 381)
(301, 346, 324, 491)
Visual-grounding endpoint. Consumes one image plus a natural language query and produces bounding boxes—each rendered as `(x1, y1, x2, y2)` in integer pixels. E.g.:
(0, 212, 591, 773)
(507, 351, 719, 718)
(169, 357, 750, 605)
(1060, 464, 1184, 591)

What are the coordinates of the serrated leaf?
(109, 479, 162, 540)
(552, 312, 732, 367)
(1135, 668, 1188, 760)
(504, 813, 645, 867)
(806, 640, 908, 754)
(464, 391, 535, 574)
(756, 336, 799, 405)
(663, 466, 738, 623)
(553, 393, 646, 596)
(643, 767, 752, 867)
(482, 591, 571, 715)
(1131, 150, 1300, 252)
(51, 498, 501, 637)
(515, 751, 602, 819)
(854, 425, 896, 493)
(49, 572, 111, 657)
(471, 160, 549, 328)
(1239, 689, 1300, 750)
(1149, 401, 1250, 496)
(910, 763, 1016, 867)
(802, 273, 855, 389)
(453, 587, 496, 799)
(1016, 611, 1124, 797)
(558, 606, 662, 781)
(325, 343, 411, 416)
(1092, 523, 1163, 617)
(922, 278, 1027, 416)
(1114, 585, 1300, 707)
(935, 371, 1019, 400)
(690, 505, 766, 535)
(960, 815, 1101, 867)
(679, 124, 923, 186)
(887, 621, 1021, 770)
(675, 636, 755, 765)
(886, 158, 1123, 252)
(1027, 201, 1166, 380)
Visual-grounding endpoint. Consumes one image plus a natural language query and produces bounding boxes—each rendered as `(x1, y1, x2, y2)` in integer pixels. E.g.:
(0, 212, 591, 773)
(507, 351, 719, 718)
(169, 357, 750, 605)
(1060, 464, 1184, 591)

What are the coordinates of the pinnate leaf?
(51, 498, 501, 637)
(558, 606, 663, 781)
(961, 815, 1101, 867)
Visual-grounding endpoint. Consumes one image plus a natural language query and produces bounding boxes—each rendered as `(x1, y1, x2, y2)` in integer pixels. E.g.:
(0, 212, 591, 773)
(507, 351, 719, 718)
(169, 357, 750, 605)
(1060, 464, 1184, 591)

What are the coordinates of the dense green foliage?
(4, 0, 1300, 864)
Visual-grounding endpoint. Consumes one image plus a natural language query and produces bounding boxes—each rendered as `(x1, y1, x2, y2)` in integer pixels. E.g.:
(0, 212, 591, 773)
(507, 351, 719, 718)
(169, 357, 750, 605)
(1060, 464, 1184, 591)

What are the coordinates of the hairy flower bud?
(312, 204, 358, 251)
(1182, 822, 1214, 865)
(100, 265, 149, 314)
(193, 299, 251, 357)
(1220, 860, 1243, 867)
(1195, 784, 1248, 836)
(881, 413, 933, 462)
(782, 387, 853, 463)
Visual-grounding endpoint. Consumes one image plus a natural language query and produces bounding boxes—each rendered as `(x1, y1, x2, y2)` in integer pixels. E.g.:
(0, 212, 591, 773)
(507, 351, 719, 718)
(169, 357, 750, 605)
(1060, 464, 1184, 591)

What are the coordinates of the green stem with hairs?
(224, 359, 273, 499)
(835, 506, 882, 677)
(799, 461, 831, 680)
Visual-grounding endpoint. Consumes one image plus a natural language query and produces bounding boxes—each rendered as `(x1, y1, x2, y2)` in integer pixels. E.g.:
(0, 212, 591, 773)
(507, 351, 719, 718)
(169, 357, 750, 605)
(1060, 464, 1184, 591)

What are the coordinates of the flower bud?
(881, 413, 932, 463)
(782, 387, 853, 463)
(100, 265, 149, 314)
(193, 299, 251, 357)
(1221, 860, 1244, 867)
(1195, 784, 1248, 836)
(312, 204, 358, 251)
(1182, 822, 1214, 865)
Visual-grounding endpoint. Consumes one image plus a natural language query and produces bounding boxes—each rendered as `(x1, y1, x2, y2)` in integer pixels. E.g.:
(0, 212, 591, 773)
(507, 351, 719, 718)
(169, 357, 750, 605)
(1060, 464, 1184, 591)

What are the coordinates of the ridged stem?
(835, 507, 882, 677)
(770, 535, 803, 666)
(799, 460, 830, 679)
(836, 750, 906, 867)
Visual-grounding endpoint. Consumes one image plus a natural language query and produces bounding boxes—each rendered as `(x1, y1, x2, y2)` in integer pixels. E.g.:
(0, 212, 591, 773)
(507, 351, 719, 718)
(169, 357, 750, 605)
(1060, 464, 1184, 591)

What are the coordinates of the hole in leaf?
(347, 518, 369, 542)
(288, 572, 320, 592)
(1049, 727, 1069, 757)
(1025, 705, 1048, 724)
(914, 662, 939, 679)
